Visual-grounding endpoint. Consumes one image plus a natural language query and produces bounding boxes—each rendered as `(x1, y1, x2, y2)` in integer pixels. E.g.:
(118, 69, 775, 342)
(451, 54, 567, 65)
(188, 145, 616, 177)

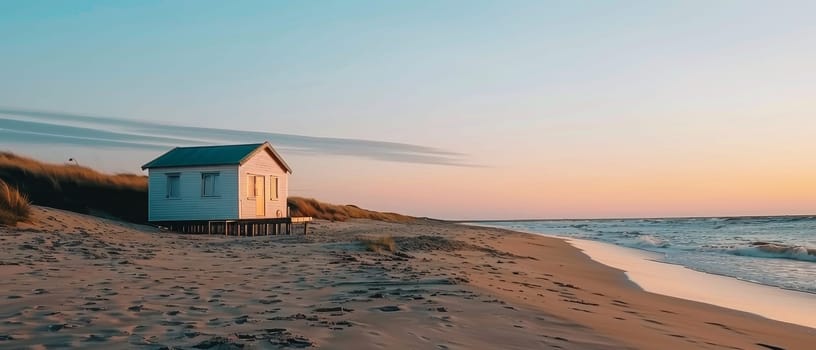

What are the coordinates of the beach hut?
(141, 142, 307, 235)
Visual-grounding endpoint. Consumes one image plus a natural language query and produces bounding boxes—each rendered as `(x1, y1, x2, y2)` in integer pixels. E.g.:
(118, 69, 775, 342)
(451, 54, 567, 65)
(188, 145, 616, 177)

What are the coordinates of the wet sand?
(559, 236, 816, 329)
(1, 206, 814, 349)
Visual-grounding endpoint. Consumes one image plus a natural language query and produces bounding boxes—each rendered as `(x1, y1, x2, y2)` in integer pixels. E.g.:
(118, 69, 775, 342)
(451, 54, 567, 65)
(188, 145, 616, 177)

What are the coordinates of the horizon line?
(449, 213, 816, 223)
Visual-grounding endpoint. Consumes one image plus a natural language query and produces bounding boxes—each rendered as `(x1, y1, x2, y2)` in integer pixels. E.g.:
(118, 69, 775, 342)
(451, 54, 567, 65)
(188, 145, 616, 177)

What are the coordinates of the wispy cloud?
(0, 107, 476, 167)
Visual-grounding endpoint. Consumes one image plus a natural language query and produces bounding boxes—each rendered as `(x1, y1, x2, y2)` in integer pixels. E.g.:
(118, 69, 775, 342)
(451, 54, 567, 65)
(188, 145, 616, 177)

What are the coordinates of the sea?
(476, 216, 816, 294)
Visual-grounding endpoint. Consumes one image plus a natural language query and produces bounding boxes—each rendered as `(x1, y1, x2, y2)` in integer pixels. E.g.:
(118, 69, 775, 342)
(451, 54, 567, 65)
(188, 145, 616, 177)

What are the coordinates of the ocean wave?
(728, 242, 816, 262)
(633, 235, 669, 248)
(778, 216, 816, 222)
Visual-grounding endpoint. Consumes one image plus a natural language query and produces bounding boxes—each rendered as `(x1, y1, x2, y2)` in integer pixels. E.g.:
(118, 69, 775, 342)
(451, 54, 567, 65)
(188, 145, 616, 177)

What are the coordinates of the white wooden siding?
(147, 165, 239, 221)
(238, 149, 289, 219)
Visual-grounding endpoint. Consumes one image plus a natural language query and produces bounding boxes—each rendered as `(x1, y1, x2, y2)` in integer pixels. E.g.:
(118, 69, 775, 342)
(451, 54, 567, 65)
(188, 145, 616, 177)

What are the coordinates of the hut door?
(255, 176, 265, 216)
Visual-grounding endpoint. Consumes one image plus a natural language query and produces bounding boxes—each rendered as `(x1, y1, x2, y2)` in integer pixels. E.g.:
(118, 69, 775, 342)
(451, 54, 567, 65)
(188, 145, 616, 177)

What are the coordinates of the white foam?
(633, 234, 667, 248)
(729, 244, 816, 262)
(558, 235, 816, 329)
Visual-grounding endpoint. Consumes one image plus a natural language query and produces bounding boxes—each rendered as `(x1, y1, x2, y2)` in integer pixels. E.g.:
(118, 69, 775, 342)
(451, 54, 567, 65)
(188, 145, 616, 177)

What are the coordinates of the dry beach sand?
(1, 207, 814, 349)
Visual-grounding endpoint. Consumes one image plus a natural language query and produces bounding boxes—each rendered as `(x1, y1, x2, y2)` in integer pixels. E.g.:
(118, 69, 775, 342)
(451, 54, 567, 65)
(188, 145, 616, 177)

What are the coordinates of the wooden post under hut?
(156, 217, 312, 236)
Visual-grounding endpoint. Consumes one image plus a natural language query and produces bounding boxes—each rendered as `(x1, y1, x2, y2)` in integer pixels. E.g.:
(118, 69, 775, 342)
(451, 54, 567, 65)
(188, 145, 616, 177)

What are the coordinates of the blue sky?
(2, 1, 815, 219)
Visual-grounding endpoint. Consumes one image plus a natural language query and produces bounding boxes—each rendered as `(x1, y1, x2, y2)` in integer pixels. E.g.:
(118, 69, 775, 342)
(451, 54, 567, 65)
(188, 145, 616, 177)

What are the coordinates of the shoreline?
(564, 235, 816, 329)
(468, 223, 816, 329)
(455, 222, 816, 348)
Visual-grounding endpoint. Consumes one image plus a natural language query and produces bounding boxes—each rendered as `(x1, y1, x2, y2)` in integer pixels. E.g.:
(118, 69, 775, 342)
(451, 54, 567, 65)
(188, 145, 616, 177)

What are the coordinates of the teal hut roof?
(141, 142, 291, 173)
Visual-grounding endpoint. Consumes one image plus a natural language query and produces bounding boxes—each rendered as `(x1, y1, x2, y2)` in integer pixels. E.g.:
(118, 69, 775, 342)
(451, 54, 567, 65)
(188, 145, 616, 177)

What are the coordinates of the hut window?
(201, 172, 220, 197)
(270, 176, 279, 200)
(166, 174, 180, 199)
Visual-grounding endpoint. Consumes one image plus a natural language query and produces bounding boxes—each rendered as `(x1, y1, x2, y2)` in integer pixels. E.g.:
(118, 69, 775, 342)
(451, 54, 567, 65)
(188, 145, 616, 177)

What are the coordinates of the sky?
(1, 1, 815, 219)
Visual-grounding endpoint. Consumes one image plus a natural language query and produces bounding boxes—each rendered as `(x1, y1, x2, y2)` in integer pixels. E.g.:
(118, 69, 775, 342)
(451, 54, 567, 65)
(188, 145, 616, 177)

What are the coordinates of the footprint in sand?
(378, 305, 402, 312)
(82, 334, 109, 342)
(189, 306, 208, 312)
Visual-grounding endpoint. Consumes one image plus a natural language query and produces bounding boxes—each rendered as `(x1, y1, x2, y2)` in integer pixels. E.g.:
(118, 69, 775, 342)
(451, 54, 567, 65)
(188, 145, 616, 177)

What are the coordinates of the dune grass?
(287, 197, 413, 223)
(0, 179, 31, 226)
(0, 152, 148, 189)
(0, 152, 148, 222)
(0, 151, 413, 224)
(359, 236, 397, 253)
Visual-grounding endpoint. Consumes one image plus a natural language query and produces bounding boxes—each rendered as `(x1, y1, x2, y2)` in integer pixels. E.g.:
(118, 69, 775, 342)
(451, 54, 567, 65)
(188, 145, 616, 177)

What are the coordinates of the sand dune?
(1, 206, 813, 349)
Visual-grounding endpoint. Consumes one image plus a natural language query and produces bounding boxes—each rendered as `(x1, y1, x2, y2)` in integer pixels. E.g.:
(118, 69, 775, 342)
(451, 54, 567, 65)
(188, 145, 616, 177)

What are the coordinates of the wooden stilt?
(158, 217, 311, 236)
